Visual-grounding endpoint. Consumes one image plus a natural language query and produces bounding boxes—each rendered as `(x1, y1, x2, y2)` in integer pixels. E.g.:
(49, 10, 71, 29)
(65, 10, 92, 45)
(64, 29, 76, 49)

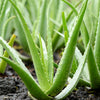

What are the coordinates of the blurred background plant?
(0, 0, 83, 53)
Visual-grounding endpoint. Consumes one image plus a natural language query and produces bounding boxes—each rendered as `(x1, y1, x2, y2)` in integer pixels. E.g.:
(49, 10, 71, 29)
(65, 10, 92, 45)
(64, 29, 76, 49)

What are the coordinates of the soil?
(0, 52, 100, 100)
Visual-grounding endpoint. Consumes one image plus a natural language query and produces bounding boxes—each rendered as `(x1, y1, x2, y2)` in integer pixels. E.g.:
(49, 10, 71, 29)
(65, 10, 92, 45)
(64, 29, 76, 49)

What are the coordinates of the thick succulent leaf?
(13, 9, 29, 52)
(0, 0, 8, 35)
(38, 0, 49, 41)
(0, 44, 3, 62)
(48, 0, 60, 36)
(0, 34, 16, 73)
(62, 12, 69, 44)
(47, 0, 54, 85)
(1, 16, 15, 38)
(81, 26, 100, 89)
(55, 30, 90, 83)
(47, 0, 88, 96)
(90, 0, 100, 46)
(75, 47, 90, 83)
(16, 2, 33, 31)
(52, 0, 82, 51)
(94, 13, 100, 70)
(39, 35, 48, 78)
(26, 0, 38, 23)
(81, 22, 89, 48)
(0, 56, 52, 100)
(47, 31, 54, 85)
(0, 37, 32, 77)
(81, 22, 100, 88)
(55, 41, 91, 100)
(8, 0, 50, 90)
(87, 47, 100, 89)
(80, 1, 100, 89)
(83, 6, 93, 36)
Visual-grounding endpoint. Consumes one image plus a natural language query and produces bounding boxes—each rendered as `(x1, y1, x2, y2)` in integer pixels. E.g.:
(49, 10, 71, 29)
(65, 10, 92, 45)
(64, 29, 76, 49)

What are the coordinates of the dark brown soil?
(0, 66, 100, 100)
(0, 52, 100, 100)
(0, 66, 33, 100)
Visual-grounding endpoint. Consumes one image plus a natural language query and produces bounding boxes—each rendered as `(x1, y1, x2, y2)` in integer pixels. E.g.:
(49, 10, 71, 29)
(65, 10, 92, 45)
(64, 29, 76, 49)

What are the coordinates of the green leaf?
(0, 56, 52, 100)
(0, 34, 16, 73)
(26, 0, 38, 23)
(0, 0, 9, 36)
(47, 0, 88, 96)
(55, 41, 91, 100)
(13, 9, 29, 52)
(8, 0, 50, 90)
(1, 16, 15, 38)
(62, 12, 69, 44)
(52, 0, 82, 51)
(62, 0, 78, 15)
(47, 31, 54, 85)
(80, 2, 100, 89)
(0, 37, 32, 77)
(39, 34, 48, 78)
(94, 12, 100, 70)
(38, 0, 48, 41)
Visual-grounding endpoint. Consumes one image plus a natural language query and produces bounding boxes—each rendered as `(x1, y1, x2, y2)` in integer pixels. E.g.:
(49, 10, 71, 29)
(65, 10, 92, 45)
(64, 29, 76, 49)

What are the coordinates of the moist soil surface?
(0, 66, 100, 100)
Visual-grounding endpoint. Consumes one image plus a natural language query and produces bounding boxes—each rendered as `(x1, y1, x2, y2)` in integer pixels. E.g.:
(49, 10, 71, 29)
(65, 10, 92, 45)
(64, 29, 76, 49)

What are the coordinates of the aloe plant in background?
(0, 0, 88, 100)
(0, 0, 84, 53)
(60, 0, 100, 90)
(0, 1, 16, 73)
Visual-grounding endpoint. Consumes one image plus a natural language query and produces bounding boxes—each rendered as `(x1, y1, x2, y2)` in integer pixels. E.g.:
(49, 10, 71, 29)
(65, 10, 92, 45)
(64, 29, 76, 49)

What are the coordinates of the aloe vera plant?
(62, 0, 100, 90)
(0, 0, 89, 99)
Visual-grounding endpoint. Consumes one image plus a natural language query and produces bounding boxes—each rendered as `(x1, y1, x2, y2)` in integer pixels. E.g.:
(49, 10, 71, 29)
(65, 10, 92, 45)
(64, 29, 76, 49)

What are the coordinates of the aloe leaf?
(0, 37, 32, 77)
(80, 4, 100, 89)
(0, 44, 3, 62)
(55, 41, 91, 100)
(16, 2, 33, 31)
(62, 0, 78, 15)
(52, 0, 82, 51)
(47, 0, 88, 96)
(47, 31, 53, 85)
(87, 47, 100, 89)
(75, 48, 90, 83)
(0, 0, 4, 14)
(39, 35, 48, 78)
(8, 0, 50, 90)
(0, 34, 16, 73)
(55, 31, 90, 84)
(13, 9, 29, 52)
(94, 12, 100, 70)
(0, 56, 52, 100)
(90, 0, 100, 46)
(0, 0, 8, 35)
(27, 0, 38, 23)
(38, 0, 49, 41)
(81, 26, 100, 89)
(62, 12, 69, 34)
(81, 22, 89, 48)
(1, 16, 15, 38)
(49, 0, 60, 36)
(62, 12, 69, 44)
